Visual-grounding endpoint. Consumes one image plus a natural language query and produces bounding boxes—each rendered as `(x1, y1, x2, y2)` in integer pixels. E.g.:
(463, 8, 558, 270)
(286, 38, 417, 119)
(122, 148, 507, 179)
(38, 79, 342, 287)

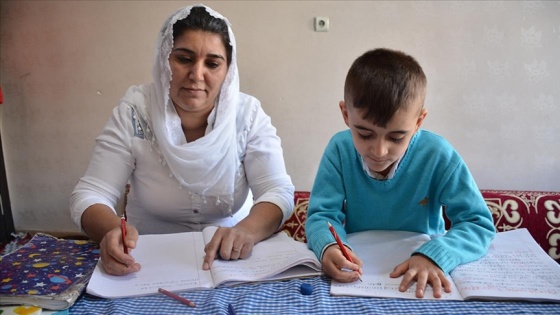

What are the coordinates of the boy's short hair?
(344, 48, 427, 127)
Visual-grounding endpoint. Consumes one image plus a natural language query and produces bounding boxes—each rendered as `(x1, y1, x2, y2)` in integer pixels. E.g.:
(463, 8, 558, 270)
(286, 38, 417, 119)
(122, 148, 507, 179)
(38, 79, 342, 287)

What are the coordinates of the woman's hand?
(81, 205, 141, 275)
(202, 226, 255, 270)
(321, 244, 363, 282)
(389, 254, 452, 298)
(99, 224, 141, 275)
(202, 202, 284, 270)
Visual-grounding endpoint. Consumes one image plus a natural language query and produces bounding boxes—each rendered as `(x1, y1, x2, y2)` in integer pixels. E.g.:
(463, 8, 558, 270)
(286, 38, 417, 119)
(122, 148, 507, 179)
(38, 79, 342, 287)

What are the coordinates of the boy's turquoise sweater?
(305, 129, 495, 274)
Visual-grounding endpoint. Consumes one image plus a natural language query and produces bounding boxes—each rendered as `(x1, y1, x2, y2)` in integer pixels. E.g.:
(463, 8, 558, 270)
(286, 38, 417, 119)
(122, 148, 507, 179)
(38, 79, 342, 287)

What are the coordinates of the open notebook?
(86, 226, 321, 298)
(331, 228, 560, 302)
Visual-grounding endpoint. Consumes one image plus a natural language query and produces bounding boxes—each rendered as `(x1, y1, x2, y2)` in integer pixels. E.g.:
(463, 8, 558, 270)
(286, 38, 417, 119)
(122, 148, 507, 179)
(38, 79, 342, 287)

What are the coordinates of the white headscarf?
(149, 4, 239, 208)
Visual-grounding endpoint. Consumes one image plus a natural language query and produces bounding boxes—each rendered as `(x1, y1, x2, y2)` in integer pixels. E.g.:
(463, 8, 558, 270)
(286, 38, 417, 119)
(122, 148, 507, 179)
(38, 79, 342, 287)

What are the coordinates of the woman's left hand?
(202, 226, 255, 269)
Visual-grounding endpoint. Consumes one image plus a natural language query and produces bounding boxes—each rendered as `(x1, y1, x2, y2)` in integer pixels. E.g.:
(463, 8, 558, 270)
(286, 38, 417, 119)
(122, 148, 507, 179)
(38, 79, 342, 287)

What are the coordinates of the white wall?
(1, 1, 559, 234)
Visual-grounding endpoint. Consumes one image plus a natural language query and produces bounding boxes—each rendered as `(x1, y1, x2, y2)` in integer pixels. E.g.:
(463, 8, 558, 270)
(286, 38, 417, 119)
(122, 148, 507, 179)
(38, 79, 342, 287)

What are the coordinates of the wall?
(1, 1, 559, 234)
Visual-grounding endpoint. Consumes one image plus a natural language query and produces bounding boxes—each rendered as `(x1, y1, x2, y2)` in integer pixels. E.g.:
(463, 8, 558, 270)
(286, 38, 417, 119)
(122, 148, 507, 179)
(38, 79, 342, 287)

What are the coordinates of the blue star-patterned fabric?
(0, 234, 99, 297)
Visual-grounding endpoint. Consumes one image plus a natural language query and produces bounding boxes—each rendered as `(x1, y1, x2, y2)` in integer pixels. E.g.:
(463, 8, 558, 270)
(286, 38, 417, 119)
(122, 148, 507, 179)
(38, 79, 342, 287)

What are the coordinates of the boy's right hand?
(99, 225, 141, 275)
(322, 244, 363, 282)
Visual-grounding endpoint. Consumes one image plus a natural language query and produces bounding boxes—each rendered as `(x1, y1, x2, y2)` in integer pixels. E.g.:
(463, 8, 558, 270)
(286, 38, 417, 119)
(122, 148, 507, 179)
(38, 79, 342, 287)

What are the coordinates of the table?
(69, 276, 560, 314)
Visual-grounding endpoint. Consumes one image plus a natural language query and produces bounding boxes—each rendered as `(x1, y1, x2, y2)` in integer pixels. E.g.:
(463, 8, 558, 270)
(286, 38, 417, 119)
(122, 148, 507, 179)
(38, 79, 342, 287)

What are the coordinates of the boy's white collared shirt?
(361, 156, 402, 180)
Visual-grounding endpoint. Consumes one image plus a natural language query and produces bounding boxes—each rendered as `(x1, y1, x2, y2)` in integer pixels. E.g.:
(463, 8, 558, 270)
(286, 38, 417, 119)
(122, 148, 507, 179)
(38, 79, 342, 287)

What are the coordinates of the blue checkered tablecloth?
(69, 276, 560, 314)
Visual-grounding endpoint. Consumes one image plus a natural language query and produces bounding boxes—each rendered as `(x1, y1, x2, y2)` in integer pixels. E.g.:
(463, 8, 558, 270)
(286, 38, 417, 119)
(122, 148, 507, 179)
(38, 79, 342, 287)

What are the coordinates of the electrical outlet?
(314, 17, 329, 32)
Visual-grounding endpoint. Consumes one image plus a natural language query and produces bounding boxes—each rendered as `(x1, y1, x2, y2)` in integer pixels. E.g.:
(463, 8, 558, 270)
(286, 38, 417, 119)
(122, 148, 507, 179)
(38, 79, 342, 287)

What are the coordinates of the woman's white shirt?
(70, 84, 294, 234)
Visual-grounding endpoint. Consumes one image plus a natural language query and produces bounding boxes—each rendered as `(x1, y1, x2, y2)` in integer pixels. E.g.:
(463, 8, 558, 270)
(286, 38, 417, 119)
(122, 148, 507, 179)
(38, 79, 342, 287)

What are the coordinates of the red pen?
(327, 221, 362, 282)
(121, 215, 128, 254)
(158, 288, 196, 307)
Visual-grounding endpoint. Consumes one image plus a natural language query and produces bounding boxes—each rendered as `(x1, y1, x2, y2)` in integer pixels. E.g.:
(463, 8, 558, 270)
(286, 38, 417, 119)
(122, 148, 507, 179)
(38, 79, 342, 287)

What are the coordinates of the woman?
(70, 4, 294, 276)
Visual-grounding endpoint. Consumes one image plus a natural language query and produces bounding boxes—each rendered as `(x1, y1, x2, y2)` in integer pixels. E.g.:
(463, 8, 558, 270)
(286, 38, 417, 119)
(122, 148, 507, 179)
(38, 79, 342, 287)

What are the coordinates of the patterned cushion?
(480, 190, 560, 264)
(280, 191, 310, 242)
(280, 190, 560, 264)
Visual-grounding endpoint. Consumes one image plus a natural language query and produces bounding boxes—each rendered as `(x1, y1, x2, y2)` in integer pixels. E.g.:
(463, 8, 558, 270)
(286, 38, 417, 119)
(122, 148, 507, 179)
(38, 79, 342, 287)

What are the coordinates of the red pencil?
(327, 221, 362, 282)
(121, 215, 128, 254)
(158, 288, 196, 307)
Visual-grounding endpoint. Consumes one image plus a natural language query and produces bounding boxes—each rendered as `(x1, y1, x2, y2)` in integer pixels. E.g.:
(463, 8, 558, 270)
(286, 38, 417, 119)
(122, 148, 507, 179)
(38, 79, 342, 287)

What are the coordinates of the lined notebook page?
(332, 228, 560, 302)
(86, 232, 213, 298)
(86, 227, 321, 298)
(210, 231, 321, 286)
(451, 228, 560, 302)
(330, 230, 463, 300)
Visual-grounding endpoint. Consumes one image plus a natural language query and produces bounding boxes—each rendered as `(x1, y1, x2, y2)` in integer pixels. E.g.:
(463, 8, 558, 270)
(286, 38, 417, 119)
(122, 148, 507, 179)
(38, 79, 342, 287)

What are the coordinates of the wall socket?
(314, 17, 329, 32)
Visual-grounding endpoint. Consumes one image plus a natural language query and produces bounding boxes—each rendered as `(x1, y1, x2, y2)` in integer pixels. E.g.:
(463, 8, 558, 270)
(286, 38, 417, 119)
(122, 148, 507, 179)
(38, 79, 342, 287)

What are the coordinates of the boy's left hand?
(389, 254, 452, 298)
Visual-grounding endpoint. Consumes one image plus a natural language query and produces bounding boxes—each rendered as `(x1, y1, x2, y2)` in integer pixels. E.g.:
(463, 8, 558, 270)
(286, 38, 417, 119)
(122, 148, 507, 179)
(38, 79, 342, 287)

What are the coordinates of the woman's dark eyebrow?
(171, 48, 225, 61)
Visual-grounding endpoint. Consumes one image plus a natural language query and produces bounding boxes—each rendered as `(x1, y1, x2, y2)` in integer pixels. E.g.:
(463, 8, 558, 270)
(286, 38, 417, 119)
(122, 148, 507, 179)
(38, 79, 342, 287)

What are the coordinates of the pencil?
(158, 287, 196, 307)
(327, 221, 362, 282)
(120, 215, 128, 254)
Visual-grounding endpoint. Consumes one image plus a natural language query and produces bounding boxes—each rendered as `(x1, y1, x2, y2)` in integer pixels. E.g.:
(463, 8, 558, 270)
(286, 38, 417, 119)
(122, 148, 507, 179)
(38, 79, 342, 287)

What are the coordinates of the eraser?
(300, 283, 313, 295)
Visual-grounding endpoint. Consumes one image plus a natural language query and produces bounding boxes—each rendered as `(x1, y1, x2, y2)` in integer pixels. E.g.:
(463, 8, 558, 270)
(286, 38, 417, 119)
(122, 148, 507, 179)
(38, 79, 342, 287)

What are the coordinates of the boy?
(305, 48, 495, 298)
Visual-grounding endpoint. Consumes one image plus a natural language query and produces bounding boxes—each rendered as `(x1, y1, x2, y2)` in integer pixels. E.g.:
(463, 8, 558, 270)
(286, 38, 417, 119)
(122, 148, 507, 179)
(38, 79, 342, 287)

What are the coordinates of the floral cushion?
(479, 190, 560, 264)
(279, 190, 560, 264)
(280, 191, 310, 243)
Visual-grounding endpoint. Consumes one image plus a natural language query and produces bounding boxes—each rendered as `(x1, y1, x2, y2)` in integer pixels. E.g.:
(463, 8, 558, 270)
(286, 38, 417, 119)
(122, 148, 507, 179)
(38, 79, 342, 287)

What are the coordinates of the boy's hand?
(389, 254, 452, 298)
(322, 244, 363, 282)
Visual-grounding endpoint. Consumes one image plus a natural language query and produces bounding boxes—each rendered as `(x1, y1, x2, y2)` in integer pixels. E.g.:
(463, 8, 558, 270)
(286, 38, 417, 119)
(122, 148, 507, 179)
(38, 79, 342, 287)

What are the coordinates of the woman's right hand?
(99, 224, 141, 275)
